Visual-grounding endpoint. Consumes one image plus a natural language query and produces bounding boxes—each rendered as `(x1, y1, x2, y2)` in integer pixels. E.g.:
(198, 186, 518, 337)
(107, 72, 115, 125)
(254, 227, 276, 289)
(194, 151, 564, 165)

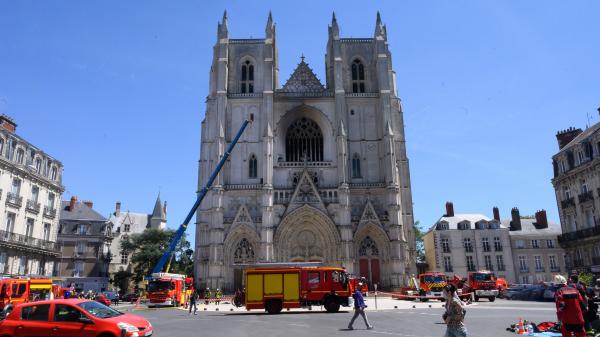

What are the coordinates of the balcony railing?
(0, 229, 58, 252)
(442, 247, 451, 253)
(558, 225, 600, 244)
(6, 192, 23, 208)
(550, 266, 561, 272)
(464, 246, 473, 252)
(519, 267, 529, 273)
(535, 267, 545, 272)
(444, 266, 453, 272)
(277, 161, 332, 168)
(467, 265, 476, 272)
(578, 190, 594, 203)
(497, 265, 506, 271)
(495, 245, 503, 252)
(483, 246, 491, 252)
(26, 199, 41, 214)
(43, 207, 57, 219)
(561, 197, 576, 209)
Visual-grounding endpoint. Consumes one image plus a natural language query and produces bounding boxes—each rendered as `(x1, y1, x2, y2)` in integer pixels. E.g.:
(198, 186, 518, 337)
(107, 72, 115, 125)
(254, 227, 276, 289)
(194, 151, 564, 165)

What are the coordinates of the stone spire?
(375, 11, 385, 37)
(218, 10, 228, 39)
(330, 11, 340, 39)
(266, 11, 274, 34)
(150, 193, 167, 229)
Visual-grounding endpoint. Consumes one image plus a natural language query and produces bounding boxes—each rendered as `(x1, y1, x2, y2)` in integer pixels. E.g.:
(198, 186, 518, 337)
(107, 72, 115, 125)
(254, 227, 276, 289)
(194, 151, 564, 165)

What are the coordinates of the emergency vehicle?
(236, 265, 356, 314)
(464, 270, 498, 302)
(0, 277, 55, 310)
(147, 273, 193, 307)
(417, 272, 448, 301)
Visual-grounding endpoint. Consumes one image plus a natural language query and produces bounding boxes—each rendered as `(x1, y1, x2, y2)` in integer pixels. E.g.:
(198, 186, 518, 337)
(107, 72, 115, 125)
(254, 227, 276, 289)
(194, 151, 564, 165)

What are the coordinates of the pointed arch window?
(359, 236, 379, 257)
(285, 118, 323, 162)
(248, 154, 258, 178)
(241, 60, 254, 93)
(234, 238, 255, 264)
(351, 59, 365, 93)
(352, 153, 361, 178)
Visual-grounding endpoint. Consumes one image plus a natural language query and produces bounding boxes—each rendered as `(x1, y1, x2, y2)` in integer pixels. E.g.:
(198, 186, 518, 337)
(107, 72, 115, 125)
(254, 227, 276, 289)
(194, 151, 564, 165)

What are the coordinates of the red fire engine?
(463, 270, 498, 302)
(235, 265, 357, 314)
(0, 277, 54, 310)
(147, 273, 193, 307)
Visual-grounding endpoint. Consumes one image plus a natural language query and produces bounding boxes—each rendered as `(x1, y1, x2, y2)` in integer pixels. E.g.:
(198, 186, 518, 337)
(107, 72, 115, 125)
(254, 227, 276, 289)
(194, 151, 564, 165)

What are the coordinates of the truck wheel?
(265, 300, 282, 314)
(419, 289, 428, 302)
(474, 295, 480, 302)
(489, 296, 495, 302)
(324, 297, 340, 313)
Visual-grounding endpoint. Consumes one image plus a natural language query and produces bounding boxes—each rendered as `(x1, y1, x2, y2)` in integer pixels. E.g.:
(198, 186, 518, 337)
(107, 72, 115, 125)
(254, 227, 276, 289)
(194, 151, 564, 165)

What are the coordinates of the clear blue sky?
(1, 1, 599, 243)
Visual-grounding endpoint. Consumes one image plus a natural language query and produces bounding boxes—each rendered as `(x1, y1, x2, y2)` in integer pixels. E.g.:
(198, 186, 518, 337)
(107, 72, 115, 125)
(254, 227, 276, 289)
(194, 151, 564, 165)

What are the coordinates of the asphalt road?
(129, 299, 557, 337)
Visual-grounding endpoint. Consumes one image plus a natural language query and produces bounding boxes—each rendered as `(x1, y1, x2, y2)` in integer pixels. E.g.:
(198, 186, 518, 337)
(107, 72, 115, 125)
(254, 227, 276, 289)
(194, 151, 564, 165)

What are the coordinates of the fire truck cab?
(417, 272, 448, 301)
(465, 270, 498, 302)
(0, 277, 54, 310)
(243, 266, 355, 314)
(147, 273, 192, 307)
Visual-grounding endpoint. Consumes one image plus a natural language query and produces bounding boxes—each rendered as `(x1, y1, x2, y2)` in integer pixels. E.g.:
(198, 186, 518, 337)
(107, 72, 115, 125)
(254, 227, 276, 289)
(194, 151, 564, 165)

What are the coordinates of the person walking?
(347, 282, 373, 330)
(443, 284, 467, 337)
(188, 290, 198, 315)
(554, 274, 586, 337)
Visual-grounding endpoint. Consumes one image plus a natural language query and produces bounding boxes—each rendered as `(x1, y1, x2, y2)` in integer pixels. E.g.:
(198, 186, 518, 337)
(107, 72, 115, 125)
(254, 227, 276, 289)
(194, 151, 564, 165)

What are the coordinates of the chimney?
(556, 127, 583, 150)
(510, 207, 521, 231)
(163, 201, 167, 216)
(83, 200, 93, 208)
(69, 196, 78, 211)
(115, 201, 121, 217)
(534, 209, 548, 229)
(492, 207, 500, 221)
(0, 115, 17, 133)
(445, 201, 454, 217)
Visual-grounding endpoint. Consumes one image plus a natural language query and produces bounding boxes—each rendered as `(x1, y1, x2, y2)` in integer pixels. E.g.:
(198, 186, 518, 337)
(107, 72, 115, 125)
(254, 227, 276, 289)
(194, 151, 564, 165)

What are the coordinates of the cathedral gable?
(358, 200, 382, 228)
(281, 58, 325, 94)
(285, 169, 326, 215)
(229, 204, 255, 233)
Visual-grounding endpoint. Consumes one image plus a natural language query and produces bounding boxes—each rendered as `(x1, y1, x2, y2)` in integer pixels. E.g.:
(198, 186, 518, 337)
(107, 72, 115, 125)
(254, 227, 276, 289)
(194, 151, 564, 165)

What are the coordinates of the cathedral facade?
(195, 12, 416, 291)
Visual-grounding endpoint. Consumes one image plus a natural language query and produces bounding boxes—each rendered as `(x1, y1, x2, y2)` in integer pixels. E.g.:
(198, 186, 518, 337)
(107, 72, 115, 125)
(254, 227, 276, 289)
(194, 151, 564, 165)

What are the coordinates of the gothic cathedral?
(195, 12, 416, 291)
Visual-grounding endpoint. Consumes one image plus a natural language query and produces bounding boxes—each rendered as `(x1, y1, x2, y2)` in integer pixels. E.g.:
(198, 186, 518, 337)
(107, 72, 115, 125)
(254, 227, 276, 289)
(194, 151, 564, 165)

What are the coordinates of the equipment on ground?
(149, 119, 251, 278)
(233, 264, 358, 314)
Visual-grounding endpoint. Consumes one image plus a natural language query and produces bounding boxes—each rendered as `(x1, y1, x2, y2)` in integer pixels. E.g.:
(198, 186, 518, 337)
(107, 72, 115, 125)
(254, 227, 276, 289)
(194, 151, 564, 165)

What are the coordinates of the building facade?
(108, 196, 167, 276)
(423, 202, 516, 283)
(504, 209, 565, 284)
(57, 196, 112, 292)
(552, 120, 600, 274)
(195, 13, 416, 291)
(0, 115, 63, 276)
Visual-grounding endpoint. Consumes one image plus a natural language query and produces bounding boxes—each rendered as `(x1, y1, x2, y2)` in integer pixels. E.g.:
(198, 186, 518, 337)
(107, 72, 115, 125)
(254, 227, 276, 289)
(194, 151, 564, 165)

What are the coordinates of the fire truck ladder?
(149, 118, 252, 277)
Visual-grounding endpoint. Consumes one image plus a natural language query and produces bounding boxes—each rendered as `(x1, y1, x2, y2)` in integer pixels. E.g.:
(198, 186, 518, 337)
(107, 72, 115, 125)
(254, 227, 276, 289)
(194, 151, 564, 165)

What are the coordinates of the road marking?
(288, 323, 311, 327)
(469, 306, 554, 311)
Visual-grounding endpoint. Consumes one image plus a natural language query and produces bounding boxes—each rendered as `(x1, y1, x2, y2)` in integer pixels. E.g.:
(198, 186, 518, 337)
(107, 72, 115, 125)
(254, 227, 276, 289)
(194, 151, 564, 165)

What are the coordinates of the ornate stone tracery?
(285, 118, 324, 162)
(233, 238, 255, 264)
(359, 236, 379, 257)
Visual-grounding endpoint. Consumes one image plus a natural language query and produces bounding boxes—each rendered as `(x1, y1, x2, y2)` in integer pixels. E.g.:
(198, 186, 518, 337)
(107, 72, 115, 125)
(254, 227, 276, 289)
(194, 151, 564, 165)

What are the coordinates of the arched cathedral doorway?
(358, 236, 380, 286)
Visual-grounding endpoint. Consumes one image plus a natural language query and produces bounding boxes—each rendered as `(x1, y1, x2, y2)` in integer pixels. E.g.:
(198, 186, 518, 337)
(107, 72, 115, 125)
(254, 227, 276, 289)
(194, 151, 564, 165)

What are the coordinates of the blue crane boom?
(150, 119, 251, 275)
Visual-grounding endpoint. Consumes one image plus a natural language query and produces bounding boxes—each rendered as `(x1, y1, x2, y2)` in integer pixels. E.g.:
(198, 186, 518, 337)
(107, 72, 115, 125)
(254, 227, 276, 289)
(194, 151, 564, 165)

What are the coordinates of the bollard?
(204, 308, 207, 311)
(216, 308, 219, 311)
(412, 305, 416, 308)
(394, 306, 398, 309)
(428, 305, 431, 308)
(287, 308, 290, 311)
(230, 308, 233, 311)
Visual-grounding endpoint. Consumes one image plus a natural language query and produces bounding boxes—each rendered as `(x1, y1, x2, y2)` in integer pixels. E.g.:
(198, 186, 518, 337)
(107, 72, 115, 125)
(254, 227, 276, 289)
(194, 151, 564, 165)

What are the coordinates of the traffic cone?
(517, 317, 525, 334)
(134, 297, 141, 309)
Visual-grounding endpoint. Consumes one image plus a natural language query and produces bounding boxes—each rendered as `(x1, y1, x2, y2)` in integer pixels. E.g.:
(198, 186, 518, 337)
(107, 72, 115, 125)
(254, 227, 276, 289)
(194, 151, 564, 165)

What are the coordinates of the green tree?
(413, 221, 426, 263)
(111, 269, 133, 294)
(121, 228, 194, 283)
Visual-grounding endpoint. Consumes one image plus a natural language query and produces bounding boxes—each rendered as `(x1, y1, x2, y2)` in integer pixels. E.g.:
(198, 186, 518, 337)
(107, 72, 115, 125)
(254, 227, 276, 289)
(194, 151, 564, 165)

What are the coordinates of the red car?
(95, 294, 112, 306)
(0, 298, 153, 337)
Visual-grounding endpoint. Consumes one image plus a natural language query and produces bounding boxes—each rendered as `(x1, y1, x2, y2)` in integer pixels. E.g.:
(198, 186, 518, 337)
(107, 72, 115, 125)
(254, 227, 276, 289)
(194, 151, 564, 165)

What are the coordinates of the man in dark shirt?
(347, 283, 373, 330)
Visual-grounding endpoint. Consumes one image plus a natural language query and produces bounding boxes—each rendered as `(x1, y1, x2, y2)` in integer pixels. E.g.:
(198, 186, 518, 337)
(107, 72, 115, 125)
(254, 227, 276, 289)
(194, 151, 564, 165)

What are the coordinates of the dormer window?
(241, 60, 254, 93)
(436, 222, 449, 230)
(16, 148, 24, 164)
(458, 222, 471, 230)
(476, 221, 487, 230)
(351, 59, 365, 93)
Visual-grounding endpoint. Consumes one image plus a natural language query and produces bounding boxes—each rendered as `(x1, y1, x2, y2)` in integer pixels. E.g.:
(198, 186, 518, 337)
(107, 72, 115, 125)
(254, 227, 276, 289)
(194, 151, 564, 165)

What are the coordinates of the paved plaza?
(117, 298, 557, 337)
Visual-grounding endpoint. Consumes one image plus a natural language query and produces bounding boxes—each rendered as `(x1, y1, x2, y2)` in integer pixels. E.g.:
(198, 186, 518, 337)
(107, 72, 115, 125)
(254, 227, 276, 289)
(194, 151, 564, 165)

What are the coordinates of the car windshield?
(78, 301, 123, 318)
(148, 280, 174, 292)
(423, 275, 446, 283)
(473, 273, 493, 281)
(102, 292, 118, 299)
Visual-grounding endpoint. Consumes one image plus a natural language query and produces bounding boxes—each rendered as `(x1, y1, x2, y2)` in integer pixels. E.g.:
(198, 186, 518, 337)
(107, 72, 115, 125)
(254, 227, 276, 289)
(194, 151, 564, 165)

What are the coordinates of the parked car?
(121, 293, 140, 303)
(0, 299, 153, 337)
(102, 291, 121, 304)
(95, 294, 112, 306)
(504, 286, 527, 300)
(543, 284, 560, 301)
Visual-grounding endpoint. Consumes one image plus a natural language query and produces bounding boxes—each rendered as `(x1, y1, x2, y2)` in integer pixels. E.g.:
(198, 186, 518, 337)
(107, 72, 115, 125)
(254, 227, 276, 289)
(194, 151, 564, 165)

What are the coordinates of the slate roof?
(281, 58, 325, 93)
(151, 194, 165, 220)
(556, 122, 600, 155)
(501, 218, 562, 236)
(109, 211, 150, 232)
(59, 201, 106, 222)
(426, 213, 508, 234)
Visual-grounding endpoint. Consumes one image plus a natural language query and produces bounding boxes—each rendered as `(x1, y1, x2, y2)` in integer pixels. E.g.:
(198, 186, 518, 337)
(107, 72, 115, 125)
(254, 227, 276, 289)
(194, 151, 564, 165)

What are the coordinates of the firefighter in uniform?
(554, 274, 587, 337)
(204, 288, 211, 305)
(215, 288, 222, 306)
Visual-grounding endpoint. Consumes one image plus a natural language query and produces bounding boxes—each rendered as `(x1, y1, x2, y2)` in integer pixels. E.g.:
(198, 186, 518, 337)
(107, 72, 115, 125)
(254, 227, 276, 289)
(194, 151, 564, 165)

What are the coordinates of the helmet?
(217, 288, 220, 291)
(553, 274, 567, 285)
